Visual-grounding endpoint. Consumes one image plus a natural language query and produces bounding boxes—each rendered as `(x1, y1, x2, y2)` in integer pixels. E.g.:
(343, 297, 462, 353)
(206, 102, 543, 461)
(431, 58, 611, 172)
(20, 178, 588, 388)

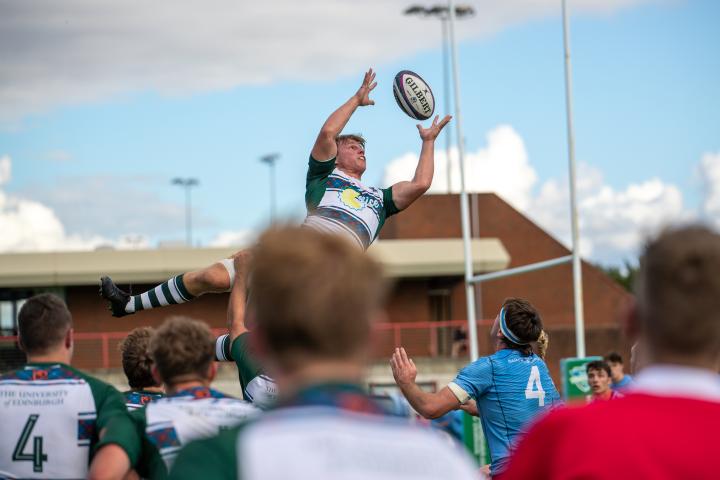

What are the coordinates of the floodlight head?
(456, 5, 475, 17)
(404, 5, 428, 16)
(427, 5, 447, 16)
(260, 153, 280, 165)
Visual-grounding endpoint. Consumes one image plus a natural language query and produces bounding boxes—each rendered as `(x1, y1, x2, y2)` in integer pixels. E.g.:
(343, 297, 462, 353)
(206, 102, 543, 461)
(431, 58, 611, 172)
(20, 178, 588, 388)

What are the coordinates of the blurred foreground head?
(249, 226, 387, 375)
(635, 224, 720, 369)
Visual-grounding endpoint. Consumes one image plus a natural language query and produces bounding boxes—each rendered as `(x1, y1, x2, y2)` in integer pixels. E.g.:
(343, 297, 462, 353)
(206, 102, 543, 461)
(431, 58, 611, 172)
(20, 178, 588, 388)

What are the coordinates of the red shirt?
(499, 392, 720, 479)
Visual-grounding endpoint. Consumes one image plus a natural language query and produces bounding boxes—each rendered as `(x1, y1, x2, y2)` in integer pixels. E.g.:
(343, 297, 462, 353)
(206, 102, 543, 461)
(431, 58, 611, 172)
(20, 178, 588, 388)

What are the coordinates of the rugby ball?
(393, 70, 435, 120)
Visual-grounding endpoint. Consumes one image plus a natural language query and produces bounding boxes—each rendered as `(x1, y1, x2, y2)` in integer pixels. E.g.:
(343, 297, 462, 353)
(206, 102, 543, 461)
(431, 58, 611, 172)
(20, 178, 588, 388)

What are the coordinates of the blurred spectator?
(169, 227, 478, 480)
(501, 225, 720, 479)
(431, 409, 464, 442)
(604, 351, 634, 390)
(586, 360, 622, 402)
(451, 325, 468, 358)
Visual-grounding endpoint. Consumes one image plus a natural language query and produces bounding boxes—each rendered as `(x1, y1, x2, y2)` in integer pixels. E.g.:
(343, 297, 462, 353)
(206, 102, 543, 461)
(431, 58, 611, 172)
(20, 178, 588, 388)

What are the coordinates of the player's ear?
(65, 328, 73, 350)
(207, 362, 218, 382)
(151, 365, 162, 386)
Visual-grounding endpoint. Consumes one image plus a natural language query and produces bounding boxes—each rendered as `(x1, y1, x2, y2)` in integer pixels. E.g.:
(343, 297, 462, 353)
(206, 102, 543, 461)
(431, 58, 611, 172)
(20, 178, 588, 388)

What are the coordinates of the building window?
(429, 288, 454, 357)
(0, 291, 36, 336)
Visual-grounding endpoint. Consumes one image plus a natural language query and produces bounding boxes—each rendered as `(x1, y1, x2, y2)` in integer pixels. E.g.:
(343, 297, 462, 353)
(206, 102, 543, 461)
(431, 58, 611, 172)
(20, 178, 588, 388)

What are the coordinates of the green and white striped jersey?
(304, 156, 400, 250)
(0, 363, 140, 479)
(168, 384, 479, 480)
(132, 386, 259, 479)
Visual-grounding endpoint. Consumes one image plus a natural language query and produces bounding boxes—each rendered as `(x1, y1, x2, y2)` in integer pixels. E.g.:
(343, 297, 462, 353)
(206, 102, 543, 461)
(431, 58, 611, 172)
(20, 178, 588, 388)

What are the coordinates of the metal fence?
(0, 320, 493, 372)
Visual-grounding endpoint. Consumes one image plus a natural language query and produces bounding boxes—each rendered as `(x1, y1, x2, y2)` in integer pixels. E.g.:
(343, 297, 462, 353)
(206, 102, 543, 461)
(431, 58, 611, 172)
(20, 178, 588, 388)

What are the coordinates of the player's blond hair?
(250, 226, 387, 372)
(336, 133, 366, 149)
(149, 316, 215, 384)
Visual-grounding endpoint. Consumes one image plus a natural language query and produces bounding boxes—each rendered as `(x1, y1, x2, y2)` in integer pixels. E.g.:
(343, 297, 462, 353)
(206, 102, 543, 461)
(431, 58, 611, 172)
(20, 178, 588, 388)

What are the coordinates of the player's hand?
(390, 347, 417, 386)
(417, 115, 452, 141)
(354, 68, 377, 107)
(232, 249, 252, 285)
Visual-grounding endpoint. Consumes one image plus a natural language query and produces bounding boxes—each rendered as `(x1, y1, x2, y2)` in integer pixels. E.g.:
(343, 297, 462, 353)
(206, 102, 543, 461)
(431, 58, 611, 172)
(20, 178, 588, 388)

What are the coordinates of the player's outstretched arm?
(311, 68, 377, 161)
(391, 347, 459, 419)
(227, 250, 252, 342)
(391, 115, 452, 211)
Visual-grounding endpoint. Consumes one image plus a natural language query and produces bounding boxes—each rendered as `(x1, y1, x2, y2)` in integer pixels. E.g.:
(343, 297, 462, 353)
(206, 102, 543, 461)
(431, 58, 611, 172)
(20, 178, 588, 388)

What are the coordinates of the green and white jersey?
(168, 385, 478, 480)
(124, 390, 165, 411)
(133, 386, 259, 479)
(215, 333, 278, 409)
(0, 363, 140, 479)
(304, 156, 400, 250)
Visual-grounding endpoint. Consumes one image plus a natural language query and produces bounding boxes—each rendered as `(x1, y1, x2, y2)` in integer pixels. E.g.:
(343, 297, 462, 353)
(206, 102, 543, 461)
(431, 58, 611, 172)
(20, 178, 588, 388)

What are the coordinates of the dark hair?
(119, 327, 159, 390)
(604, 352, 623, 364)
(150, 317, 215, 384)
(500, 298, 543, 356)
(18, 294, 72, 355)
(636, 225, 720, 358)
(586, 360, 611, 377)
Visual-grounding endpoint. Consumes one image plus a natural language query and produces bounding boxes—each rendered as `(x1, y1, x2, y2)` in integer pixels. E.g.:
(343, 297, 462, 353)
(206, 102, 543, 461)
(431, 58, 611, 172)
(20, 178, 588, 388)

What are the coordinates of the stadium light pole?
(171, 177, 199, 247)
(561, 0, 586, 358)
(443, 0, 480, 362)
(260, 153, 280, 224)
(403, 4, 475, 193)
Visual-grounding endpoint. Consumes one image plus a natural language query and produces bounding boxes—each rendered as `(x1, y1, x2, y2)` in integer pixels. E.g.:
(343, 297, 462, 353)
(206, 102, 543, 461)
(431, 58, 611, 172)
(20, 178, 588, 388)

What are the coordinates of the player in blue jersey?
(391, 297, 561, 477)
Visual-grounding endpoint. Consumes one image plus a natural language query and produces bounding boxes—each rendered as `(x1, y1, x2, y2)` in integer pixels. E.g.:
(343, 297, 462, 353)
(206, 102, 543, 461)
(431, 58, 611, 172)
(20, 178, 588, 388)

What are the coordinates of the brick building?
(0, 193, 632, 382)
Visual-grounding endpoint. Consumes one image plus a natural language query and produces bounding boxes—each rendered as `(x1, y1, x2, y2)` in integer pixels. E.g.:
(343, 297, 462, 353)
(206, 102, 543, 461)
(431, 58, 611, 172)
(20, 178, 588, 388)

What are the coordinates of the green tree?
(600, 260, 638, 292)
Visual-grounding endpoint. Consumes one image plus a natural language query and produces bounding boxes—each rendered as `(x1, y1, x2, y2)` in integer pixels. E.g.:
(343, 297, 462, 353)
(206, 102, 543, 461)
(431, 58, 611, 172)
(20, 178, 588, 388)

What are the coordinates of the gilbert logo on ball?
(393, 70, 435, 120)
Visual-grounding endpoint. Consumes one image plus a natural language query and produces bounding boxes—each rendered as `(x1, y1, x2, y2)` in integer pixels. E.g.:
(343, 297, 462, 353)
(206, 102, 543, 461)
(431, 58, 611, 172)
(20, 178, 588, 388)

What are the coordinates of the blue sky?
(1, 0, 718, 264)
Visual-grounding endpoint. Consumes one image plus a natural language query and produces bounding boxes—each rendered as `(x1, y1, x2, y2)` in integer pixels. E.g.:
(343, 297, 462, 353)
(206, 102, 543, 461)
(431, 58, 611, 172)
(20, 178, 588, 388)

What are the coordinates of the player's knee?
(190, 265, 230, 292)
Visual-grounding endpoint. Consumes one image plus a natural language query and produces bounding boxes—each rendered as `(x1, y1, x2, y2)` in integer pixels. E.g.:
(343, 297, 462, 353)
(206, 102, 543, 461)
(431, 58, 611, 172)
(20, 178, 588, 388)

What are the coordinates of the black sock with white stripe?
(124, 274, 195, 314)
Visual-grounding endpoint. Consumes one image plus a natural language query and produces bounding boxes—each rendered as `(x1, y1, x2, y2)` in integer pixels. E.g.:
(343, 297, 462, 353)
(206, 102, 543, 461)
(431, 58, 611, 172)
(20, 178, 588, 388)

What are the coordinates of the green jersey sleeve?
(305, 155, 336, 211)
(382, 187, 400, 218)
(231, 333, 262, 397)
(129, 408, 167, 479)
(168, 428, 239, 480)
(80, 372, 141, 466)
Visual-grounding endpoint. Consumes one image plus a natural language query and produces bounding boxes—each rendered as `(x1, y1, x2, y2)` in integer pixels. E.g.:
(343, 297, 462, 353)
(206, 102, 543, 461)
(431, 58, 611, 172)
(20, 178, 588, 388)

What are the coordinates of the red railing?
(0, 320, 494, 371)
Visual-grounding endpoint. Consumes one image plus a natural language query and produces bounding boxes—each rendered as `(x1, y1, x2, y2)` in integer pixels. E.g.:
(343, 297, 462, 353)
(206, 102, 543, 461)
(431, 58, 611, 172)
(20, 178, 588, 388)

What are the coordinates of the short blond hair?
(250, 226, 386, 372)
(149, 316, 215, 384)
(336, 134, 365, 149)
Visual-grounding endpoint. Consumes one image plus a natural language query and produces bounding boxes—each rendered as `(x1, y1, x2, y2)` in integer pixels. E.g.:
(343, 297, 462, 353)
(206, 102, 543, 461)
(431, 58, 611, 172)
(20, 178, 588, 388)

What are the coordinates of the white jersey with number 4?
(0, 363, 130, 479)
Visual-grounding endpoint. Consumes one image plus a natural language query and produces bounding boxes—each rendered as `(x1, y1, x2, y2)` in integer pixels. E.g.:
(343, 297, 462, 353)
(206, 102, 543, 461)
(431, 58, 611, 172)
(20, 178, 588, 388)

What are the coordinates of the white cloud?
(384, 125, 537, 211)
(208, 230, 256, 248)
(383, 125, 700, 264)
(0, 155, 177, 252)
(22, 175, 195, 238)
(699, 152, 720, 228)
(0, 155, 10, 185)
(527, 164, 687, 261)
(0, 0, 658, 122)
